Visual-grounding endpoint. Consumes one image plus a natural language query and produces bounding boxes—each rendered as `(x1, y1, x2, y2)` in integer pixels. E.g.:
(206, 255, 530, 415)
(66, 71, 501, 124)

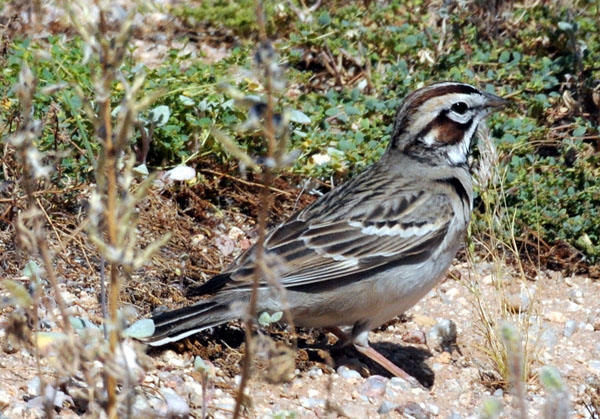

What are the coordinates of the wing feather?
(216, 185, 455, 293)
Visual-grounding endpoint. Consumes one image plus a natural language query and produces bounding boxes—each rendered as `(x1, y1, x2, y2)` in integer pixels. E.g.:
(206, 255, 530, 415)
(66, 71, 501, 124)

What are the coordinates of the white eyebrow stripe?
(408, 93, 486, 136)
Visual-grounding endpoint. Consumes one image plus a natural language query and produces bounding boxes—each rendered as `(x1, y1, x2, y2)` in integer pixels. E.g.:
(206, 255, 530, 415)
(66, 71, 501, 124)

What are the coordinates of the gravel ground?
(1, 260, 599, 418)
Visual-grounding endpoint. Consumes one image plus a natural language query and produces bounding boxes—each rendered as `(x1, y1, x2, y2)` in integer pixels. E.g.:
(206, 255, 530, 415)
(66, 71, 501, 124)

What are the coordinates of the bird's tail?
(144, 300, 231, 346)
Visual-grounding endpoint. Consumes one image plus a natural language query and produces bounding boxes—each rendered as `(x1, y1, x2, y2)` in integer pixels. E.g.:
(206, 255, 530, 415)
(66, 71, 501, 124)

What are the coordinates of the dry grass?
(463, 128, 539, 390)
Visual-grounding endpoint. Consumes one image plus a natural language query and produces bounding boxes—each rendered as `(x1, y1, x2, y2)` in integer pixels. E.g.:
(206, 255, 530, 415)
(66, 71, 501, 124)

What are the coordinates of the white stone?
(544, 311, 566, 323)
(0, 389, 10, 409)
(446, 288, 460, 298)
(588, 360, 600, 374)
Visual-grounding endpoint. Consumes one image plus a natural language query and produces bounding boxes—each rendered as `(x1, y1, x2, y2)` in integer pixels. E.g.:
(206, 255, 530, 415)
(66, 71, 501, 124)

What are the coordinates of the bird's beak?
(483, 91, 511, 108)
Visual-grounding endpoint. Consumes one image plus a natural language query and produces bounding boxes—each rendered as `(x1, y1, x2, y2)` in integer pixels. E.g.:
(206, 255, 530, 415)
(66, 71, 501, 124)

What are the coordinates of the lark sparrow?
(145, 82, 508, 380)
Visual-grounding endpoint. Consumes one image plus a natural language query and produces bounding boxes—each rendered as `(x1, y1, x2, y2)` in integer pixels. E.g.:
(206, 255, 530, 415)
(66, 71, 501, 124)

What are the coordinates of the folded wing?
(191, 184, 455, 295)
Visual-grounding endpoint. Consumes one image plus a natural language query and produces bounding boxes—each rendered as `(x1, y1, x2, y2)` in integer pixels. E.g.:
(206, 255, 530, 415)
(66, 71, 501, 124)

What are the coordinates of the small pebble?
(8, 402, 27, 416)
(540, 326, 558, 351)
(132, 395, 152, 417)
(358, 375, 388, 398)
(161, 350, 188, 368)
(428, 403, 440, 415)
(588, 360, 600, 374)
(544, 311, 566, 323)
(161, 388, 189, 418)
(413, 314, 437, 327)
(493, 388, 504, 398)
(300, 397, 325, 408)
(481, 274, 494, 285)
(506, 292, 529, 313)
(432, 363, 444, 372)
(378, 400, 398, 414)
(307, 389, 320, 398)
(564, 320, 577, 337)
(27, 377, 41, 396)
(341, 403, 369, 417)
(397, 401, 430, 419)
(402, 329, 427, 345)
(427, 319, 457, 352)
(0, 390, 10, 409)
(183, 381, 204, 407)
(445, 287, 460, 298)
(568, 289, 584, 305)
(434, 351, 452, 364)
(308, 366, 323, 378)
(337, 365, 362, 380)
(214, 395, 235, 411)
(390, 376, 411, 391)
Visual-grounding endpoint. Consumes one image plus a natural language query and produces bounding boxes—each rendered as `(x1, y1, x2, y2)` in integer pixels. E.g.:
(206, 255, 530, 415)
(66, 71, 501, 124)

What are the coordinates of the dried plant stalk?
(232, 1, 297, 417)
(62, 2, 166, 416)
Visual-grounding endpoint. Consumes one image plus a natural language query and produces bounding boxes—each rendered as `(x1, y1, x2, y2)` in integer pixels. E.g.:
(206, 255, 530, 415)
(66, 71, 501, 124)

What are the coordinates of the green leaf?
(289, 109, 311, 124)
(499, 51, 510, 63)
(479, 396, 503, 419)
(124, 318, 155, 338)
(148, 105, 170, 127)
(133, 164, 149, 177)
(325, 107, 339, 117)
(270, 311, 283, 322)
(318, 12, 331, 26)
(179, 95, 195, 106)
(572, 126, 586, 137)
(22, 261, 41, 279)
(539, 366, 564, 392)
(258, 312, 272, 326)
(2, 280, 32, 307)
(36, 332, 67, 351)
(194, 356, 215, 377)
(557, 21, 573, 31)
(404, 35, 418, 47)
(70, 316, 98, 331)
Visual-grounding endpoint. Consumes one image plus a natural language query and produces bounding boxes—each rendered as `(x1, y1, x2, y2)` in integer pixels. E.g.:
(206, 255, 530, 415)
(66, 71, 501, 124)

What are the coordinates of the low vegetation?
(0, 0, 599, 417)
(2, 0, 599, 266)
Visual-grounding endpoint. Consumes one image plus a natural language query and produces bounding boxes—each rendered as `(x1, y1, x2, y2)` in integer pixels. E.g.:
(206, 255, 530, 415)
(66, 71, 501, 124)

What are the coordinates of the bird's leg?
(352, 329, 416, 383)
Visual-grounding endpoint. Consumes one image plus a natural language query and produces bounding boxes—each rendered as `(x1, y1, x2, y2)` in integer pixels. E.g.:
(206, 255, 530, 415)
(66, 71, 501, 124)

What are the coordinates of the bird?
(144, 82, 508, 381)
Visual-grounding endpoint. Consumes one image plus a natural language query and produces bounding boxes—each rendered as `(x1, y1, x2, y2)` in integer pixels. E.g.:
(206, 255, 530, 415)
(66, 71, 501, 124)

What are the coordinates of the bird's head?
(389, 82, 508, 166)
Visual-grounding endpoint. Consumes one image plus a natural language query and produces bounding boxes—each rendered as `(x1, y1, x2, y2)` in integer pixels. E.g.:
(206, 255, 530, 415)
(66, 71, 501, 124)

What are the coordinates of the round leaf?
(179, 95, 195, 107)
(149, 105, 170, 127)
(289, 109, 311, 124)
(124, 318, 156, 339)
(258, 312, 272, 326)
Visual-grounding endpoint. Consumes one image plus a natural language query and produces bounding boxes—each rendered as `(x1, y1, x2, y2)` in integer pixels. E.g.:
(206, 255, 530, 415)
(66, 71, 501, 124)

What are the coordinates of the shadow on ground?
(147, 324, 434, 387)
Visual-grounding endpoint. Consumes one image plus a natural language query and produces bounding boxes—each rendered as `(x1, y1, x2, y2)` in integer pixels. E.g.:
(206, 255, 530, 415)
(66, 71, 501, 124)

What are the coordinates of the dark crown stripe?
(409, 83, 480, 110)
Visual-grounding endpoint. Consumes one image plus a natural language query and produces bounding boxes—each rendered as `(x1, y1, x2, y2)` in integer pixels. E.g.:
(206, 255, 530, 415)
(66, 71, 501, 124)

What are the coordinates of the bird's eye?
(451, 102, 469, 115)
